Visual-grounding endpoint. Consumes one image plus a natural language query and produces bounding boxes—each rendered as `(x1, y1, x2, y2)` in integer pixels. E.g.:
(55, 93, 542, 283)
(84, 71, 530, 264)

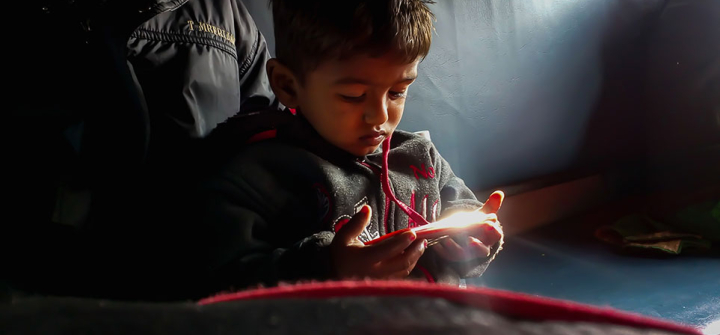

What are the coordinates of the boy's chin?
(345, 145, 380, 157)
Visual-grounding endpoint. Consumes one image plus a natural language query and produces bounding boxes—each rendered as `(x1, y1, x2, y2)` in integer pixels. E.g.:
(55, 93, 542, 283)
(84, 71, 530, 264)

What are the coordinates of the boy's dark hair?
(270, 0, 435, 79)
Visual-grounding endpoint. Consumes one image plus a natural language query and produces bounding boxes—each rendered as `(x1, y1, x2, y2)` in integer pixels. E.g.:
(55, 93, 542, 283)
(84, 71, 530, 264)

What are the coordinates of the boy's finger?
(478, 191, 504, 214)
(432, 243, 454, 260)
(474, 213, 498, 223)
(440, 238, 468, 260)
(468, 237, 492, 258)
(364, 230, 417, 263)
(438, 238, 490, 261)
(375, 239, 426, 278)
(335, 205, 372, 245)
(466, 221, 503, 247)
(478, 225, 503, 247)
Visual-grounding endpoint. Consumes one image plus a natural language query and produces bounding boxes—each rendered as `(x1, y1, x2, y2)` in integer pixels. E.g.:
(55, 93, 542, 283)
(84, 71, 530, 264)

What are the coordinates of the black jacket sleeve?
(192, 148, 335, 291)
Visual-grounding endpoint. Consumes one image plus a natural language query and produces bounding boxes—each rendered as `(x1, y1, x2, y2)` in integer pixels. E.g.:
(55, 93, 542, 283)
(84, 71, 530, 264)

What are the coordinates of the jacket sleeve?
(235, 0, 279, 114)
(192, 157, 335, 291)
(431, 145, 504, 279)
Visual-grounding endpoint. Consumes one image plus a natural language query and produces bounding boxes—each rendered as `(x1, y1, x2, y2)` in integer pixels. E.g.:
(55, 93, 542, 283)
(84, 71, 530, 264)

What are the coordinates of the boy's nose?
(363, 97, 389, 125)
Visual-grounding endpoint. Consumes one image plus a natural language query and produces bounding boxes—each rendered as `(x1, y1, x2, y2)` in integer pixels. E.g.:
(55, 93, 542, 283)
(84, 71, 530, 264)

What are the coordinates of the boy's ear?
(267, 58, 300, 109)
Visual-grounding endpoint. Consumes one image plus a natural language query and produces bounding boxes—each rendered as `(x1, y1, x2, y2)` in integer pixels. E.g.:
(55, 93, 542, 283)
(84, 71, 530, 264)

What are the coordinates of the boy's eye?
(339, 93, 366, 103)
(389, 91, 407, 100)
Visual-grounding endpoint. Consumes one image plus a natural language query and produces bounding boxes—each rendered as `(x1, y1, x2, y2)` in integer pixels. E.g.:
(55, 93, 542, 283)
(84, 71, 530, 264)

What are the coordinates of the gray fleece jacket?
(195, 110, 502, 289)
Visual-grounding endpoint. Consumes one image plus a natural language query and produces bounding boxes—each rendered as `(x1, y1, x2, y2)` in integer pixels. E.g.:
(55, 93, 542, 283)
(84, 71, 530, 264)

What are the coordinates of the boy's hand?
(434, 191, 505, 262)
(331, 205, 426, 280)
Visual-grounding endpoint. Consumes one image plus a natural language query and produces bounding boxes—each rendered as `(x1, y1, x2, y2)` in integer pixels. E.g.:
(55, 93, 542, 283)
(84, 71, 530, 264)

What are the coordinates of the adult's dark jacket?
(4, 0, 276, 300)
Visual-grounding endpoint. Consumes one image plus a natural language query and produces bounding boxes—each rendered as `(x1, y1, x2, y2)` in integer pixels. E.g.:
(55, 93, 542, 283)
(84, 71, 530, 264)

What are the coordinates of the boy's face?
(292, 54, 419, 156)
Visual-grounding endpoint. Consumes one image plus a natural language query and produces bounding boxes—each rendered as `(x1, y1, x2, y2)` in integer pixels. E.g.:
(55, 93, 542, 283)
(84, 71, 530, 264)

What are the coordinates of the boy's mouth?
(359, 130, 387, 147)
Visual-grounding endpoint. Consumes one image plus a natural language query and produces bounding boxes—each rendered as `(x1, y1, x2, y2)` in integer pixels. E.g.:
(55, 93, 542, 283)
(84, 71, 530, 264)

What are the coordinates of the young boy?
(197, 0, 503, 290)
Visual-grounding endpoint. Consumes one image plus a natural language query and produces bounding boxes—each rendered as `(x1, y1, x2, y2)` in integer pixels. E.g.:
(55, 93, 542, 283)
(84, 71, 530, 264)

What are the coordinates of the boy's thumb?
(336, 205, 372, 245)
(479, 190, 504, 214)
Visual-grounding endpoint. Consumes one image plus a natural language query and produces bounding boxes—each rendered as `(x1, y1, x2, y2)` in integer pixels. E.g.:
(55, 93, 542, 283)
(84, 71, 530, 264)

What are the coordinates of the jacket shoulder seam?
(131, 28, 237, 60)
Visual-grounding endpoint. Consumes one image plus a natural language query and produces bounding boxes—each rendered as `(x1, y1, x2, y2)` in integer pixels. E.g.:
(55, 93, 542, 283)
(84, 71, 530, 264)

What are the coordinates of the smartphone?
(364, 213, 499, 246)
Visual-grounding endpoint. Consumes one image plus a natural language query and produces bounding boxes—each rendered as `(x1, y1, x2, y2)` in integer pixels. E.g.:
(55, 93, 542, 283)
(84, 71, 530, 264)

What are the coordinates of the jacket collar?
(102, 0, 189, 37)
(45, 0, 189, 40)
(279, 113, 365, 168)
